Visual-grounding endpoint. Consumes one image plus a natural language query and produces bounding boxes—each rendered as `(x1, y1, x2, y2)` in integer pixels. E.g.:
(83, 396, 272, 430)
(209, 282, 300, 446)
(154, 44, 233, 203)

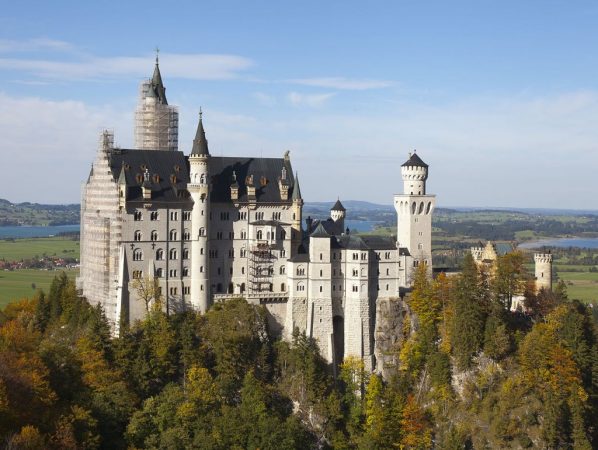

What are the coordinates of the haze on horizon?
(0, 1, 597, 209)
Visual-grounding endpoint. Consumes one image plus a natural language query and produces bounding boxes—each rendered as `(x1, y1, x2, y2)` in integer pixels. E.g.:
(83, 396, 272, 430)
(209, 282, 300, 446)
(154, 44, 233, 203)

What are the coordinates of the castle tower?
(534, 252, 553, 292)
(291, 172, 303, 253)
(330, 199, 346, 235)
(307, 223, 334, 363)
(393, 151, 435, 282)
(134, 53, 179, 151)
(188, 111, 211, 312)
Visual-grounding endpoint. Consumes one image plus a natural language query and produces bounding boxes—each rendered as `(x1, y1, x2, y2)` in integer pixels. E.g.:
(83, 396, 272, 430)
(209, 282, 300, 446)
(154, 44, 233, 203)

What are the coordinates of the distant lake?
(519, 237, 598, 249)
(346, 220, 381, 233)
(0, 225, 80, 239)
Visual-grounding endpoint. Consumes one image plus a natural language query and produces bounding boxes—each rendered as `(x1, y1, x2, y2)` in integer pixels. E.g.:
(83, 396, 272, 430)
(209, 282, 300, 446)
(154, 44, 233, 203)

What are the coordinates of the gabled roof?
(190, 114, 210, 156)
(310, 222, 330, 238)
(401, 152, 428, 168)
(107, 149, 191, 204)
(331, 199, 346, 212)
(208, 156, 294, 205)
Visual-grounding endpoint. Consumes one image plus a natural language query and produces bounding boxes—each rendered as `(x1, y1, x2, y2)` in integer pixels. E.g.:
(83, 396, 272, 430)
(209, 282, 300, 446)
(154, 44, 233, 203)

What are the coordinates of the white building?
(78, 62, 435, 371)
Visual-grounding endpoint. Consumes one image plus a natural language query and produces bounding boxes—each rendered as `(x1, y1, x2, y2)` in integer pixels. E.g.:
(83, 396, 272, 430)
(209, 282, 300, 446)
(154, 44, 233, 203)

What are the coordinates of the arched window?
(257, 230, 263, 240)
(280, 265, 285, 275)
(134, 211, 142, 221)
(132, 270, 142, 279)
(240, 283, 246, 293)
(151, 230, 158, 241)
(169, 248, 177, 260)
(228, 283, 234, 294)
(133, 248, 143, 261)
(156, 268, 163, 277)
(183, 248, 189, 259)
(183, 230, 190, 240)
(411, 202, 416, 214)
(134, 230, 142, 241)
(280, 229, 286, 240)
(156, 249, 164, 260)
(281, 283, 286, 292)
(169, 229, 177, 240)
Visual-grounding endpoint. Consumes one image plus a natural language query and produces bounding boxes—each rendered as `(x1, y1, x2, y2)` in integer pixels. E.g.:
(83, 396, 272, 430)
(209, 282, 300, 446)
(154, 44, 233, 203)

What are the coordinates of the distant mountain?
(305, 200, 393, 211)
(0, 198, 79, 226)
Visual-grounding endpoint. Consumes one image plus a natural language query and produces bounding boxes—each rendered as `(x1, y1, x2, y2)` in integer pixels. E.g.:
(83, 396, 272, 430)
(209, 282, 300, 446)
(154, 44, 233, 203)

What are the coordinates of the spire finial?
(155, 47, 160, 65)
(199, 107, 203, 121)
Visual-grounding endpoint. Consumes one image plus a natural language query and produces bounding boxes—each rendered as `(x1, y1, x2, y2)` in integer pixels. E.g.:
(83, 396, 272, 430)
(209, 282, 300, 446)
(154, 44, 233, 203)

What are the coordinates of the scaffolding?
(249, 242, 277, 294)
(134, 81, 179, 151)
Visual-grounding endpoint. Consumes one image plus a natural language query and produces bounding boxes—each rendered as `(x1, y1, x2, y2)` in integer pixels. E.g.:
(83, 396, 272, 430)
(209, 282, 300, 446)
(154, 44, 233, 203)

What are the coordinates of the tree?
(131, 275, 161, 313)
(400, 394, 432, 449)
(493, 251, 528, 311)
(452, 253, 487, 370)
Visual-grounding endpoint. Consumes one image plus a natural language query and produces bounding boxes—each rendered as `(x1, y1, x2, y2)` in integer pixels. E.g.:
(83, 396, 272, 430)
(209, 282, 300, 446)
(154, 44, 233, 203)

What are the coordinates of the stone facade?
(78, 62, 435, 373)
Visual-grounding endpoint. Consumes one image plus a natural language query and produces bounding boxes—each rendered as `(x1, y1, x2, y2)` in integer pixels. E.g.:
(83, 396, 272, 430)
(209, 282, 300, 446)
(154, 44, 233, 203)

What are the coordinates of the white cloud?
(289, 77, 392, 90)
(0, 38, 75, 53)
(252, 92, 277, 106)
(0, 51, 253, 81)
(287, 91, 335, 107)
(0, 92, 131, 203)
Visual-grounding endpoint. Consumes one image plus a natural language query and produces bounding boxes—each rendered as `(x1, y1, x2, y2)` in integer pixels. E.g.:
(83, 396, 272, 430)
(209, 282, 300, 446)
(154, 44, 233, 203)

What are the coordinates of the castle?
(78, 60, 434, 371)
(470, 241, 553, 310)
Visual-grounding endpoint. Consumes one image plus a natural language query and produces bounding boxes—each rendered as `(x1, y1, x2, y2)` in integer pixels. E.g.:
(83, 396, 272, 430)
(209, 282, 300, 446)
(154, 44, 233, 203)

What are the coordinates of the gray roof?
(291, 173, 302, 201)
(288, 253, 309, 263)
(310, 222, 330, 238)
(251, 220, 290, 226)
(107, 144, 298, 206)
(331, 199, 346, 212)
(208, 156, 296, 204)
(495, 242, 515, 256)
(151, 61, 168, 104)
(401, 152, 428, 168)
(107, 149, 191, 205)
(332, 234, 401, 251)
(190, 115, 210, 156)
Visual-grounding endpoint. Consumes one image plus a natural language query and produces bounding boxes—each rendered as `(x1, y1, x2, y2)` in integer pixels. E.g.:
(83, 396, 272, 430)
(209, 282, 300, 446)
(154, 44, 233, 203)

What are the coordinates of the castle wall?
(78, 132, 122, 329)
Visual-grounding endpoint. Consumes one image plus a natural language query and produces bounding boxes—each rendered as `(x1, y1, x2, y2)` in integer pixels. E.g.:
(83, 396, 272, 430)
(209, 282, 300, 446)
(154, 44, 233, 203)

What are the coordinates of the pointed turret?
(151, 53, 168, 105)
(190, 110, 210, 156)
(292, 172, 302, 201)
(331, 198, 345, 212)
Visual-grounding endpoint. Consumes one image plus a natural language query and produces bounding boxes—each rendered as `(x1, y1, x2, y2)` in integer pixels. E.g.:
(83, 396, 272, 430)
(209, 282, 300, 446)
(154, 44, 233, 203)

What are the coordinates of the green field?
(0, 237, 80, 261)
(0, 268, 79, 308)
(555, 268, 598, 303)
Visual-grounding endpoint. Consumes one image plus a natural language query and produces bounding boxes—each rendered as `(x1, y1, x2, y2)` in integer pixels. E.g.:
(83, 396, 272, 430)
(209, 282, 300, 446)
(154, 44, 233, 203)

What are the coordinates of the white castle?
(78, 61, 435, 371)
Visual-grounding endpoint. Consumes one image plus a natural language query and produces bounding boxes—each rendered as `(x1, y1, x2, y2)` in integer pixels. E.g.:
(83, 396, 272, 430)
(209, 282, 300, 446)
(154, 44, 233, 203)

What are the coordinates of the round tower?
(534, 252, 553, 292)
(401, 151, 428, 195)
(330, 198, 346, 234)
(188, 111, 211, 312)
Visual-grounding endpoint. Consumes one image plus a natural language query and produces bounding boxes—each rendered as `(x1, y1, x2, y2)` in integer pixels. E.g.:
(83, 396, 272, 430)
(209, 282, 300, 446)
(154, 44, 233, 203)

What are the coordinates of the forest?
(0, 253, 597, 449)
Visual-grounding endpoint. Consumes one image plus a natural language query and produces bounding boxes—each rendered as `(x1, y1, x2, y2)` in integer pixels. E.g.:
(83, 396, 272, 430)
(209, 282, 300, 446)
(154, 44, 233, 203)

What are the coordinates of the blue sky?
(1, 1, 598, 208)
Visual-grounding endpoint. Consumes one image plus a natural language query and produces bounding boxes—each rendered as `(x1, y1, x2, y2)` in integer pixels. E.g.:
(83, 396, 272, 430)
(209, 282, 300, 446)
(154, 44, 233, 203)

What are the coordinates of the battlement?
(534, 253, 553, 264)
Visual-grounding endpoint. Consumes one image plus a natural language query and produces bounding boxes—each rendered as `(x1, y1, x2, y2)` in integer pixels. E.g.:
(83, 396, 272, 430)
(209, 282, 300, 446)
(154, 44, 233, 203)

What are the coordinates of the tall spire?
(292, 172, 302, 201)
(190, 109, 210, 156)
(151, 48, 168, 105)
